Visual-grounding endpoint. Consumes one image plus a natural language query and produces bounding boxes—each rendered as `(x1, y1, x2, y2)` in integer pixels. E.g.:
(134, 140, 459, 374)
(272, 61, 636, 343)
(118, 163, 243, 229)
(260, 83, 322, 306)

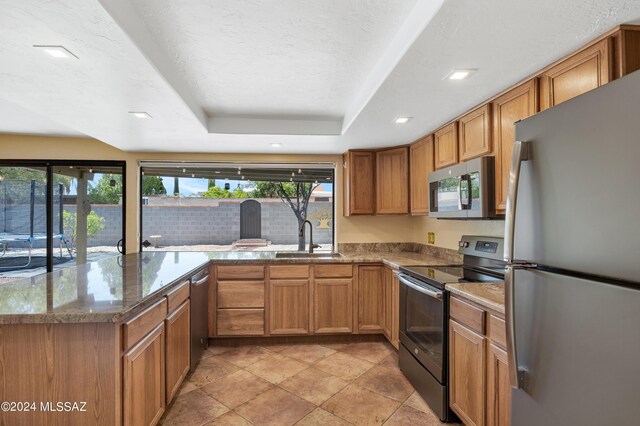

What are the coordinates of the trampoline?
(0, 180, 73, 269)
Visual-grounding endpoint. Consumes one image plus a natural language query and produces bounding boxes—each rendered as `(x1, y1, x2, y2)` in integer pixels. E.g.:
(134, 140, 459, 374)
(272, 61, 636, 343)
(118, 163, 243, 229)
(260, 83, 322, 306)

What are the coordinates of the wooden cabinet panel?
(540, 39, 611, 111)
(314, 279, 353, 334)
(124, 323, 165, 426)
(450, 296, 485, 334)
(165, 301, 190, 404)
(450, 320, 486, 426)
(382, 267, 393, 340)
(358, 265, 384, 333)
(269, 280, 309, 335)
(459, 104, 492, 161)
(489, 314, 507, 350)
(612, 27, 640, 77)
(166, 281, 189, 314)
(314, 264, 352, 278)
(391, 272, 400, 349)
(434, 122, 459, 169)
(216, 265, 265, 280)
(343, 151, 376, 215)
(217, 281, 265, 308)
(269, 265, 310, 279)
(492, 79, 538, 212)
(217, 309, 265, 336)
(409, 135, 434, 215)
(123, 298, 167, 351)
(487, 344, 511, 426)
(376, 147, 409, 214)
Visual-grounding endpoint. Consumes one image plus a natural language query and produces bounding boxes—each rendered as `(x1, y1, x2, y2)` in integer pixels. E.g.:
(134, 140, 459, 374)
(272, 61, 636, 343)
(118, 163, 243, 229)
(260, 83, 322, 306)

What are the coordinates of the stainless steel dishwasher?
(190, 267, 209, 370)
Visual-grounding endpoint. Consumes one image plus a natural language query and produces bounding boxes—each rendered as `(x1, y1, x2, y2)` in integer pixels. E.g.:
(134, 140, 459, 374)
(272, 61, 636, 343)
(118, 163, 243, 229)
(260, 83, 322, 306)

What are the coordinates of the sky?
(160, 177, 333, 196)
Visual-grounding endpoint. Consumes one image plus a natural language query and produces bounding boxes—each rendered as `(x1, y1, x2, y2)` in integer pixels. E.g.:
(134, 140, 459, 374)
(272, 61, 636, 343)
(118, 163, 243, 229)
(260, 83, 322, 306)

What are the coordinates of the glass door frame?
(0, 159, 127, 272)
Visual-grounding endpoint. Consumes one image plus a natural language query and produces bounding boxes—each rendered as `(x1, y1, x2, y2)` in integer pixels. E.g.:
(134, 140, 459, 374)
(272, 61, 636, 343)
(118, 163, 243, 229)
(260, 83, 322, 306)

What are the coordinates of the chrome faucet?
(299, 220, 320, 253)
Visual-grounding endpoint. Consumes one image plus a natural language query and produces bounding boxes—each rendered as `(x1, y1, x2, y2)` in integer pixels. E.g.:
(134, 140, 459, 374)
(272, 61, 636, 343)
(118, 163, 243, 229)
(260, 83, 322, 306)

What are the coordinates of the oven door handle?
(398, 275, 443, 300)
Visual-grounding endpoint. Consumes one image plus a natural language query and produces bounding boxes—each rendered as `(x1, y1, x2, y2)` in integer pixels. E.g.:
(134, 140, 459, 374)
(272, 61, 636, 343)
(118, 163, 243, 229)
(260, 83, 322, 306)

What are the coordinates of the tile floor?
(160, 340, 460, 426)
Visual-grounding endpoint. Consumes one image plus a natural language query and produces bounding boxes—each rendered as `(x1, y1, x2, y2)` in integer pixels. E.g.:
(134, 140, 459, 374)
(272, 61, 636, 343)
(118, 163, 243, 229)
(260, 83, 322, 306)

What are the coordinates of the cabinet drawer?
(217, 309, 265, 336)
(314, 264, 352, 278)
(450, 296, 485, 334)
(123, 298, 167, 350)
(489, 314, 507, 349)
(165, 281, 189, 313)
(218, 281, 265, 308)
(269, 265, 310, 279)
(217, 265, 265, 280)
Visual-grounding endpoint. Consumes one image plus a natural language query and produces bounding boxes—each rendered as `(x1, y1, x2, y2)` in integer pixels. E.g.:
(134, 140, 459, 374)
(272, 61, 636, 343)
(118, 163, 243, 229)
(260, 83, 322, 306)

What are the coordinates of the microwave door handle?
(464, 174, 472, 209)
(397, 275, 443, 300)
(504, 140, 530, 263)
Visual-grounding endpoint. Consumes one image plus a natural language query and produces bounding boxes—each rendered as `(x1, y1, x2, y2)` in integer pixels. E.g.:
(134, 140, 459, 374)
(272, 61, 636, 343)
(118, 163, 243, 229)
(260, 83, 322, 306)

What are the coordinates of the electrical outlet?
(427, 232, 435, 244)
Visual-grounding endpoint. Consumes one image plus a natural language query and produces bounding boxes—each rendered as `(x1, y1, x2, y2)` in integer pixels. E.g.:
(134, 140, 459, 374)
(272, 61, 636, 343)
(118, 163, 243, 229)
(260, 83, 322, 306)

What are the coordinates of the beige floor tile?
(318, 342, 350, 351)
(201, 370, 273, 408)
(203, 345, 236, 358)
(315, 352, 375, 381)
(377, 351, 399, 368)
(279, 367, 348, 405)
(189, 356, 240, 387)
(354, 364, 414, 402)
(160, 389, 229, 425)
(278, 344, 336, 364)
(403, 391, 431, 414)
(177, 380, 197, 396)
(235, 387, 315, 426)
(204, 411, 253, 425)
(322, 384, 401, 425)
(297, 407, 352, 426)
(258, 343, 290, 352)
(383, 405, 443, 425)
(245, 353, 309, 384)
(339, 341, 395, 364)
(215, 345, 273, 368)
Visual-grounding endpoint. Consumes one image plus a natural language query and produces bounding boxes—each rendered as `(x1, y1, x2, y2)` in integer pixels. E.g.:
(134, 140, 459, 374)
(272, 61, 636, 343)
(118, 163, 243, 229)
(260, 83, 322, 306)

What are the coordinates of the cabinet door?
(409, 135, 434, 215)
(270, 279, 309, 335)
(487, 344, 511, 426)
(165, 301, 190, 404)
(459, 104, 492, 161)
(492, 79, 538, 213)
(358, 265, 385, 333)
(450, 320, 486, 426)
(540, 38, 611, 111)
(314, 279, 353, 334)
(124, 323, 165, 426)
(434, 122, 459, 169)
(382, 268, 393, 341)
(376, 147, 409, 214)
(343, 151, 375, 215)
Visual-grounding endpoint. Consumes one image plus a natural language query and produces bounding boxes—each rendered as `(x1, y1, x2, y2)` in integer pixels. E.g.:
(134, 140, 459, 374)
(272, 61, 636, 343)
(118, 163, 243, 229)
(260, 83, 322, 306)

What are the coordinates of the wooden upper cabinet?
(492, 79, 538, 213)
(343, 151, 375, 216)
(434, 122, 459, 169)
(611, 26, 640, 78)
(376, 147, 409, 215)
(539, 38, 612, 111)
(409, 135, 434, 215)
(459, 104, 492, 161)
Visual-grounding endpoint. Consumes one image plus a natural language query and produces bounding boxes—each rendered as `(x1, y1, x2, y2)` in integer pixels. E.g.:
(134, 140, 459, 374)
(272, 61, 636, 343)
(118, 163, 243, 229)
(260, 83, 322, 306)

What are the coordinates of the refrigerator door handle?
(504, 140, 530, 262)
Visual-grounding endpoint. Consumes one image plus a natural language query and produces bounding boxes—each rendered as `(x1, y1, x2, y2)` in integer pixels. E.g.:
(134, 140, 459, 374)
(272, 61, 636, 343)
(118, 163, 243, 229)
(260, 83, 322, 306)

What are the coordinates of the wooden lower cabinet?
(124, 323, 166, 426)
(487, 344, 511, 426)
(450, 320, 486, 426)
(270, 279, 310, 335)
(391, 271, 400, 349)
(165, 300, 190, 404)
(217, 309, 265, 336)
(358, 265, 385, 333)
(382, 267, 393, 339)
(314, 278, 353, 333)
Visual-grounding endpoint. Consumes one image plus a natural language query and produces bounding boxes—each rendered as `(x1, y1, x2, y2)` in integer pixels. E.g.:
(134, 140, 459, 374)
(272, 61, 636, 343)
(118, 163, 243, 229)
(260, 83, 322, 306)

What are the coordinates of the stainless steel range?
(397, 235, 505, 422)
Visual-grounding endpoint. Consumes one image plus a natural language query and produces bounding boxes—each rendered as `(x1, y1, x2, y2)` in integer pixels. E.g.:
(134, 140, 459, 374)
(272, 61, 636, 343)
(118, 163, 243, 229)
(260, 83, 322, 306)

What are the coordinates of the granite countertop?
(0, 250, 459, 324)
(446, 282, 505, 314)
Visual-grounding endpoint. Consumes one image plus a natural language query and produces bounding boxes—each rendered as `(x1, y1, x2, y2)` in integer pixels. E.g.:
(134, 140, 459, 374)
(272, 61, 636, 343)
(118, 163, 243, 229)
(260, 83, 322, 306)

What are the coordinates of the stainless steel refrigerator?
(506, 69, 640, 425)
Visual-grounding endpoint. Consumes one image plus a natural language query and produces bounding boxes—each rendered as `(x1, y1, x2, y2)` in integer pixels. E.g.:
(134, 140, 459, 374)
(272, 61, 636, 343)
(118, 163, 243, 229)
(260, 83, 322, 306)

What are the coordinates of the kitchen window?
(0, 160, 126, 279)
(139, 162, 335, 253)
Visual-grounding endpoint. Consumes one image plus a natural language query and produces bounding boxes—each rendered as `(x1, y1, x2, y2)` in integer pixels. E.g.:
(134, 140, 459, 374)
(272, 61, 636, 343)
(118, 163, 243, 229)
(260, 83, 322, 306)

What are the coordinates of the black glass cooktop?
(399, 265, 504, 289)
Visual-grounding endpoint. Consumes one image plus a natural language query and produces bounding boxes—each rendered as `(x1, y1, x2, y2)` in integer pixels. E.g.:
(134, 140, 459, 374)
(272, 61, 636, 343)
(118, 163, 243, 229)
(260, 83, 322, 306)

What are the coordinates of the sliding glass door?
(0, 160, 125, 280)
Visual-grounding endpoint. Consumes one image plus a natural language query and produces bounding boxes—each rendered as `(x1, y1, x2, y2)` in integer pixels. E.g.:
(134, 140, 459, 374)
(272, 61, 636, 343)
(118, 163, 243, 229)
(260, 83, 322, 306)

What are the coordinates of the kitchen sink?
(275, 252, 344, 259)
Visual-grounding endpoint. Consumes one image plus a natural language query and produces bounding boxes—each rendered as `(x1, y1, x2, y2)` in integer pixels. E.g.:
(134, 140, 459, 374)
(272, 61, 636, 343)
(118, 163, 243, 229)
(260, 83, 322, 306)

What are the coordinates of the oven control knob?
(414, 349, 419, 355)
(458, 241, 469, 248)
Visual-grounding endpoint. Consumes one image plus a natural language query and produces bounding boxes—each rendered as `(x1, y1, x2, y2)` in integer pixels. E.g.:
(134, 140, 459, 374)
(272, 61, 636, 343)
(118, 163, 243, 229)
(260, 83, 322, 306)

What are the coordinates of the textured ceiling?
(1, 0, 640, 153)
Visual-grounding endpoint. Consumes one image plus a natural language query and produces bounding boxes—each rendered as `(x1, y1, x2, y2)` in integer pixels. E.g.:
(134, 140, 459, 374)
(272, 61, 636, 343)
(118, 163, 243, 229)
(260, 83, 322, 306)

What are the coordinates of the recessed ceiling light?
(444, 69, 477, 80)
(34, 45, 78, 59)
(271, 143, 282, 148)
(394, 117, 413, 124)
(129, 111, 152, 119)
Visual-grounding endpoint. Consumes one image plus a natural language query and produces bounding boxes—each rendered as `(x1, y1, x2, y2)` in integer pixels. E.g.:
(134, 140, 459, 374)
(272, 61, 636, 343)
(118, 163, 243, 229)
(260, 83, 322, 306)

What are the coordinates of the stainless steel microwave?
(428, 156, 495, 218)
